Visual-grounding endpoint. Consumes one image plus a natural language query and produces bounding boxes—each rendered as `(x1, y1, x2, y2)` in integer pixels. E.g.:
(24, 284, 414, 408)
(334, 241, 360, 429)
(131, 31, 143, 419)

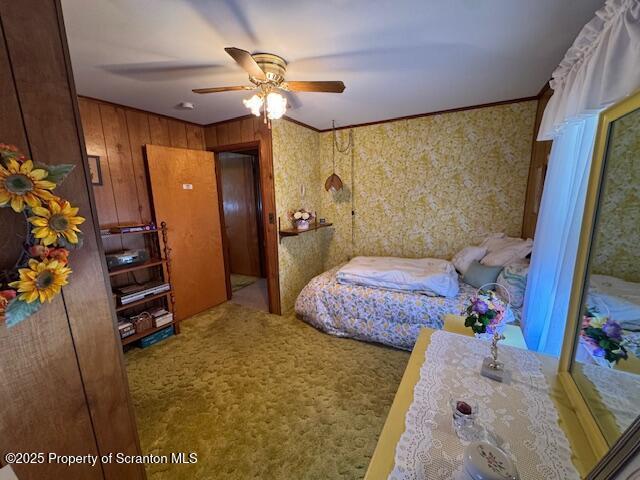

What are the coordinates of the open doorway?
(216, 148, 269, 312)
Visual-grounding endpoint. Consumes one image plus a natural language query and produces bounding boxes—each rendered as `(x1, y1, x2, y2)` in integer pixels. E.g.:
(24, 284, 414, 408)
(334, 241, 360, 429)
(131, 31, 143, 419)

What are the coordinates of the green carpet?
(125, 302, 409, 480)
(230, 274, 259, 292)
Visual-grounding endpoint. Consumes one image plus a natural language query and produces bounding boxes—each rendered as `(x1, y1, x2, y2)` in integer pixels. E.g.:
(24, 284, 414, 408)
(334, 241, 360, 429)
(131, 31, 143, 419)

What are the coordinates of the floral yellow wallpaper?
(271, 120, 329, 311)
(273, 100, 537, 311)
(591, 108, 640, 282)
(320, 101, 537, 269)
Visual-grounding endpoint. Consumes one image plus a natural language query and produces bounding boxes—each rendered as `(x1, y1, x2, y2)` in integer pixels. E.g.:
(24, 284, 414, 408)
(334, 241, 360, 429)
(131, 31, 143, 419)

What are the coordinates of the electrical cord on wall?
(350, 134, 355, 260)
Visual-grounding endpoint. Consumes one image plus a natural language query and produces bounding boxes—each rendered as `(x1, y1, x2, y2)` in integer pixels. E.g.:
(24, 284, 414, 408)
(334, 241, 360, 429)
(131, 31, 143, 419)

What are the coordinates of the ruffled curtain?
(538, 0, 640, 140)
(523, 0, 640, 355)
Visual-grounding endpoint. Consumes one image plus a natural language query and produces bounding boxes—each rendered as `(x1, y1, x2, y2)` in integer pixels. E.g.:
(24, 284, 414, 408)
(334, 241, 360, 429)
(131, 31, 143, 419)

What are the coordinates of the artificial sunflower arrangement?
(0, 143, 84, 326)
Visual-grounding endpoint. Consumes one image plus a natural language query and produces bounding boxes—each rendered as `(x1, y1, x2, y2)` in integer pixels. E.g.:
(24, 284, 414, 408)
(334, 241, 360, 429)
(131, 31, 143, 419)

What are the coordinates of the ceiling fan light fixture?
(266, 92, 287, 120)
(243, 94, 263, 116)
(193, 47, 345, 125)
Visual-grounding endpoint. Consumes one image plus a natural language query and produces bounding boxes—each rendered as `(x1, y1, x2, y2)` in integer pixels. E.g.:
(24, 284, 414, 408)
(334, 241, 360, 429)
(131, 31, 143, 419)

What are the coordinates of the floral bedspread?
(295, 266, 520, 350)
(623, 330, 640, 358)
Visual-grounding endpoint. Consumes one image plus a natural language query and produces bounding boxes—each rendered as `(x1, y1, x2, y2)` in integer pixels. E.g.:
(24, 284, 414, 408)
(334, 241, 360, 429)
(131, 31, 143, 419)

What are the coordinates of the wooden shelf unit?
(101, 228, 160, 238)
(100, 222, 178, 347)
(115, 290, 172, 312)
(108, 258, 167, 276)
(278, 217, 333, 242)
(120, 321, 176, 346)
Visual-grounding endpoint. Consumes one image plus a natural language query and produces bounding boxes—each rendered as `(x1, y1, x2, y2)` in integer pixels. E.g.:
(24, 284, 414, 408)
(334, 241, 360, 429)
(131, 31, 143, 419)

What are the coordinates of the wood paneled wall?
(78, 97, 205, 227)
(522, 86, 553, 239)
(0, 2, 142, 479)
(204, 115, 261, 147)
(205, 116, 281, 314)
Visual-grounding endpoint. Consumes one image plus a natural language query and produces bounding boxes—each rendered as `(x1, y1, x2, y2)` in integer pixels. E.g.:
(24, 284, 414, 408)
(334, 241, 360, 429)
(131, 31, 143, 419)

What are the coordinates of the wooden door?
(146, 145, 227, 320)
(219, 152, 262, 277)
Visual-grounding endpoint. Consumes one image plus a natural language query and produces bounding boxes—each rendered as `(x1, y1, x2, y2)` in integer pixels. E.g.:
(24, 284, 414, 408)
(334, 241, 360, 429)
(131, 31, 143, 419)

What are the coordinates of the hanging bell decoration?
(324, 173, 344, 192)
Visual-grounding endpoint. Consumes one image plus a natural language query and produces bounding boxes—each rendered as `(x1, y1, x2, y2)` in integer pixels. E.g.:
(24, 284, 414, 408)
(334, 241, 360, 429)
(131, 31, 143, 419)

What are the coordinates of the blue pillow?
(463, 261, 504, 289)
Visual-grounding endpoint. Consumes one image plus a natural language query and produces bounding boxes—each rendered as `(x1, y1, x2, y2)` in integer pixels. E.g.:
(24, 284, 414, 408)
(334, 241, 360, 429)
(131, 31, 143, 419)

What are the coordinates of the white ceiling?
(61, 0, 602, 130)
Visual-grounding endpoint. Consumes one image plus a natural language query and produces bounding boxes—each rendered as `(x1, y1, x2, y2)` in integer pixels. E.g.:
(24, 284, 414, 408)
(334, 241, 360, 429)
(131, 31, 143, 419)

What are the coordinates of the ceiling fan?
(192, 47, 345, 124)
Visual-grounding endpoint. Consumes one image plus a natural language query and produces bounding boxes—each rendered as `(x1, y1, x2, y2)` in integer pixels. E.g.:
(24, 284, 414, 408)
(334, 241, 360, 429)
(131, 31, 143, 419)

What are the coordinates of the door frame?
(210, 141, 281, 314)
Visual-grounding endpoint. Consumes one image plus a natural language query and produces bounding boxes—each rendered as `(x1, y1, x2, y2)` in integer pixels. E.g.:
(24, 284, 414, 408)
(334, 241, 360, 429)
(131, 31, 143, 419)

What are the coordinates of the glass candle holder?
(450, 398, 483, 442)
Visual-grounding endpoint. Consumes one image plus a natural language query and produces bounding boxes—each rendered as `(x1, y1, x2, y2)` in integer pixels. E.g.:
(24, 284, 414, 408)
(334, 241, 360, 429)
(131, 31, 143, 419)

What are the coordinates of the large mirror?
(569, 97, 640, 449)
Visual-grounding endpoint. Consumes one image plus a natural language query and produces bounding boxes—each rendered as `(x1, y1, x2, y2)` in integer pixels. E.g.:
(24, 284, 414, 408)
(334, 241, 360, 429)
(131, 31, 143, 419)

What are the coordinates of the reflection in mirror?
(571, 106, 640, 445)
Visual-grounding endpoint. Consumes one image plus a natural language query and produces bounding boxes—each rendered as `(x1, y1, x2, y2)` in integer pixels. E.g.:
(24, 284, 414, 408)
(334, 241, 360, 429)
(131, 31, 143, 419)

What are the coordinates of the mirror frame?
(558, 88, 640, 463)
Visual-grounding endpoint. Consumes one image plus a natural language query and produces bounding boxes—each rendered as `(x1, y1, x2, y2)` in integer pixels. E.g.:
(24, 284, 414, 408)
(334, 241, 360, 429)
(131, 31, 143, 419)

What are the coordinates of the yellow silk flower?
(9, 258, 71, 303)
(0, 159, 56, 212)
(29, 200, 85, 246)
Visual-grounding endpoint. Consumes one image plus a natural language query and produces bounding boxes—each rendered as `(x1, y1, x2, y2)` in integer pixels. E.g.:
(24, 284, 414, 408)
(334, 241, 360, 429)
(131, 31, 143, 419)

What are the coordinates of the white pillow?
(452, 246, 487, 275)
(481, 238, 532, 267)
(479, 233, 507, 252)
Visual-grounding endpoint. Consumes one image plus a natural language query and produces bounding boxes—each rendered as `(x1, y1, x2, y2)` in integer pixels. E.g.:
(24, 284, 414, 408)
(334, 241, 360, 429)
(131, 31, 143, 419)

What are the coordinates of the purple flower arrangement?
(581, 308, 628, 364)
(464, 289, 506, 335)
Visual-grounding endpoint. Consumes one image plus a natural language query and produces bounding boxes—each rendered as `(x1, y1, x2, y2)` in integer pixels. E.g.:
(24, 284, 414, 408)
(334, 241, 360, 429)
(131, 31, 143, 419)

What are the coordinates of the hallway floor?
(230, 277, 269, 312)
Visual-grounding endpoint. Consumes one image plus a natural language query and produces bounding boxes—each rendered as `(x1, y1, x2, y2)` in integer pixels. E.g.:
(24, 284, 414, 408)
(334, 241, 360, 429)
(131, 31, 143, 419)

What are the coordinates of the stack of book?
(148, 307, 173, 328)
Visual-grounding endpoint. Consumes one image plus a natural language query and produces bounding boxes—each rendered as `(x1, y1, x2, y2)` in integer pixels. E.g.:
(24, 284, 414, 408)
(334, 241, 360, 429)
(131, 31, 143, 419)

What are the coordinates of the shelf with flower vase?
(278, 212, 333, 243)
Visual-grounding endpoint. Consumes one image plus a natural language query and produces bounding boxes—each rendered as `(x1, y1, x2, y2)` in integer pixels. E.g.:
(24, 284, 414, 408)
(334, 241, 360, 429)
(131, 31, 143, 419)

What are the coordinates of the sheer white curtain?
(522, 0, 640, 355)
(523, 117, 598, 353)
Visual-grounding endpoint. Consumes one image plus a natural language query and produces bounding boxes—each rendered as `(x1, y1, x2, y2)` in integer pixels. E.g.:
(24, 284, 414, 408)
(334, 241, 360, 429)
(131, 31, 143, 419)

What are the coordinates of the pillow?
(480, 233, 530, 252)
(496, 262, 529, 308)
(451, 246, 487, 275)
(462, 261, 503, 289)
(479, 233, 507, 252)
(481, 238, 533, 267)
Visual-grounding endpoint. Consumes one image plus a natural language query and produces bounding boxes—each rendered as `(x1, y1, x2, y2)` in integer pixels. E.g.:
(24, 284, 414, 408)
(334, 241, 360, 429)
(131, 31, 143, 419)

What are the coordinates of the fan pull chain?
(332, 120, 353, 154)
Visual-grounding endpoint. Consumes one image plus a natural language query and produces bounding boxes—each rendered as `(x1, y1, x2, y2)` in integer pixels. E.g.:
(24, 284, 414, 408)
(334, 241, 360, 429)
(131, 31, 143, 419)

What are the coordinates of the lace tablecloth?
(389, 331, 580, 479)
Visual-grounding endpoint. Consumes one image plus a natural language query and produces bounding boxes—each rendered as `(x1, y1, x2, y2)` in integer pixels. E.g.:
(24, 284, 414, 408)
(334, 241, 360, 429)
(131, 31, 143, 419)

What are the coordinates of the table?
(364, 328, 596, 479)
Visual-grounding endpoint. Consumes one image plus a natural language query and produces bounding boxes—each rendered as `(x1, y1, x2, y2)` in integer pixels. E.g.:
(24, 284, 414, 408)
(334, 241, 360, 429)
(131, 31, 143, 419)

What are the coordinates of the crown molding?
(202, 114, 256, 129)
(82, 93, 545, 133)
(316, 95, 539, 132)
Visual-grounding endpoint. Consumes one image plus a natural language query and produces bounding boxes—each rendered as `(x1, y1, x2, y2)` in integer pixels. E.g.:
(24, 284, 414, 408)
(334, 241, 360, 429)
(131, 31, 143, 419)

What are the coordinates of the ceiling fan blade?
(192, 85, 255, 94)
(283, 81, 345, 93)
(102, 62, 230, 81)
(225, 47, 266, 80)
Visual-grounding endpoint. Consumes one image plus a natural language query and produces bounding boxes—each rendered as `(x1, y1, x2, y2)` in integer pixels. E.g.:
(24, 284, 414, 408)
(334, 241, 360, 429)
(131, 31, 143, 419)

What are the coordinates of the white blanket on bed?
(588, 274, 640, 330)
(336, 256, 459, 298)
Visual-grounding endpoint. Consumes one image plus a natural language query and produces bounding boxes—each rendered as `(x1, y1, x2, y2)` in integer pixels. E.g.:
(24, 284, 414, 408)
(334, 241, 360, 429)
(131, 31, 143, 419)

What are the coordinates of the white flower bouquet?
(287, 208, 315, 230)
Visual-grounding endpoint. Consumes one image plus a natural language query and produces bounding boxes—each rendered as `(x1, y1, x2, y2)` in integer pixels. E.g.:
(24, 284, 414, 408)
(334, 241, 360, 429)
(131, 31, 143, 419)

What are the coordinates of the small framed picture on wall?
(87, 155, 102, 185)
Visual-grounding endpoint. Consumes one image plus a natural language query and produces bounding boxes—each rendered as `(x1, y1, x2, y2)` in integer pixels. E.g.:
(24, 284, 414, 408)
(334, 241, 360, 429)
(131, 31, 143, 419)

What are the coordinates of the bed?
(295, 265, 521, 350)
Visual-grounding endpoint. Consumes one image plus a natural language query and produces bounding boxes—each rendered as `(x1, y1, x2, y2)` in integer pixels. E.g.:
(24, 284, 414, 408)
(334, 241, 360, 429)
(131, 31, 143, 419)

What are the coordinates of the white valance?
(539, 0, 640, 140)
